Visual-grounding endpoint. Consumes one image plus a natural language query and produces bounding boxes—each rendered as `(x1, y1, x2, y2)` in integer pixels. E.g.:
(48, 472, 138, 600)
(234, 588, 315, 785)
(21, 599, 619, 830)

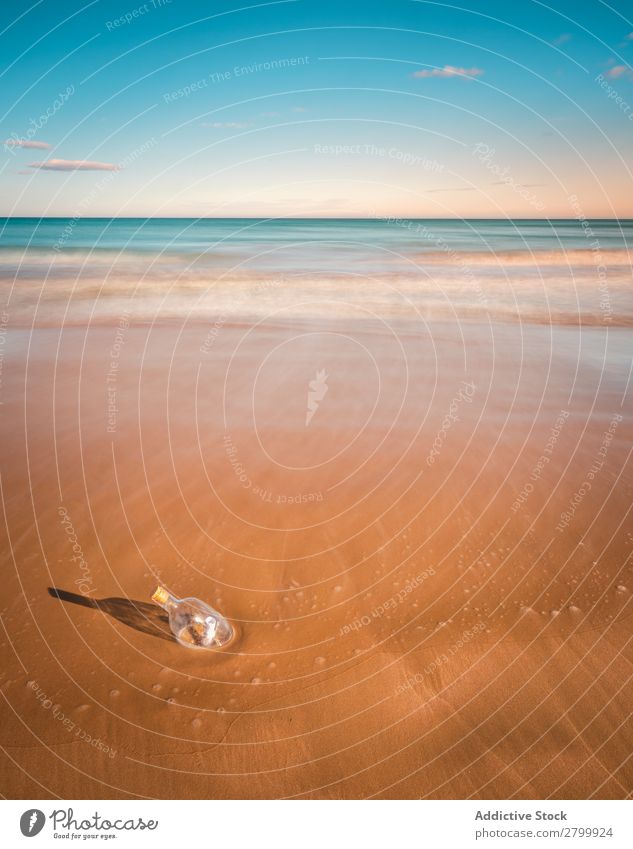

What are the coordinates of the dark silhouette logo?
(20, 809, 45, 837)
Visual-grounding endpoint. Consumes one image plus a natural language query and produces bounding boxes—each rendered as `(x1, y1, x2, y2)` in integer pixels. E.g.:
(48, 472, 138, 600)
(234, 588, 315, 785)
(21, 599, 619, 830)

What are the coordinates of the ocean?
(1, 217, 631, 325)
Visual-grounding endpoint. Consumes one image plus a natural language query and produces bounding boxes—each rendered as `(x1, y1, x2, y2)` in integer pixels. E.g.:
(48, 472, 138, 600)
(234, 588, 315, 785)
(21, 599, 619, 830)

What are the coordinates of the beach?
(1, 219, 632, 798)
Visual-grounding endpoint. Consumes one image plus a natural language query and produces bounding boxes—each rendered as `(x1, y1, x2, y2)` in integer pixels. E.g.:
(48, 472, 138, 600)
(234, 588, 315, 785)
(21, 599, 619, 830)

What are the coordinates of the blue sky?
(1, 0, 632, 217)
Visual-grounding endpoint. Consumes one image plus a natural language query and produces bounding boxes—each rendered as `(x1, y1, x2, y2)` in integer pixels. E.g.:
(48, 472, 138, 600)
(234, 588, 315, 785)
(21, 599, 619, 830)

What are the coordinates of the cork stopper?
(151, 585, 169, 606)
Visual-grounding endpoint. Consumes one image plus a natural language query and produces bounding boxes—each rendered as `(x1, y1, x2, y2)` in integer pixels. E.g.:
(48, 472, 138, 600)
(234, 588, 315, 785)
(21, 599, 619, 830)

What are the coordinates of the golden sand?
(1, 318, 631, 798)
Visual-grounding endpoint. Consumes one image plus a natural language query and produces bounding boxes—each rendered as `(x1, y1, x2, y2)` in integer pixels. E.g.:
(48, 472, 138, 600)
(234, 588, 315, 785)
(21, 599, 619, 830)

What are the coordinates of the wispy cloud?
(293, 106, 307, 112)
(491, 181, 545, 187)
(605, 64, 633, 79)
(4, 138, 51, 149)
(425, 187, 476, 193)
(200, 121, 250, 128)
(412, 65, 483, 79)
(28, 159, 118, 171)
(552, 33, 572, 46)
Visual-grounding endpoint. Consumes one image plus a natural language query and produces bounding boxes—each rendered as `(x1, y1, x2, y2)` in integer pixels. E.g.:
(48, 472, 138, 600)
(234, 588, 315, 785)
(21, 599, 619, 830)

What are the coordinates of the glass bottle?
(151, 586, 235, 649)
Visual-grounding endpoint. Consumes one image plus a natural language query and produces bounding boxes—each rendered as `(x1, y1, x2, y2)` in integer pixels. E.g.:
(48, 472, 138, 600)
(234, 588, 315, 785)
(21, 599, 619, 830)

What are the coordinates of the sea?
(0, 217, 631, 325)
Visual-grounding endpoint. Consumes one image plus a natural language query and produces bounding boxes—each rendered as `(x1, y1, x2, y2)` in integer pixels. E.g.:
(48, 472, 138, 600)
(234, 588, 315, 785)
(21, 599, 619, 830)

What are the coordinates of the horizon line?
(1, 215, 633, 222)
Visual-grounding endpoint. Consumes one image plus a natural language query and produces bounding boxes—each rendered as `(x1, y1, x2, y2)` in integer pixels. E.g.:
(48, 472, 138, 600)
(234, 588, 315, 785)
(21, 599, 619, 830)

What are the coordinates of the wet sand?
(1, 316, 632, 799)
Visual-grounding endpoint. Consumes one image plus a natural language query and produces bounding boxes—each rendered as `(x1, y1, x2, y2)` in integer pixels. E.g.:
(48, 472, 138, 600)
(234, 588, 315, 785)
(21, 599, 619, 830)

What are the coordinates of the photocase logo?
(20, 809, 45, 837)
(305, 369, 328, 426)
(17, 807, 158, 839)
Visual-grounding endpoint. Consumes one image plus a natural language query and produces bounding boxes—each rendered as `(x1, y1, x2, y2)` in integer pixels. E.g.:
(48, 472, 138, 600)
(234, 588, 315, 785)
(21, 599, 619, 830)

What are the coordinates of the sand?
(1, 315, 632, 799)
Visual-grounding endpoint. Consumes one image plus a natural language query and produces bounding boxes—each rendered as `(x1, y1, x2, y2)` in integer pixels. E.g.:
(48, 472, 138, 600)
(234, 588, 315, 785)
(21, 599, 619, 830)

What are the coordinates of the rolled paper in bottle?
(151, 586, 169, 606)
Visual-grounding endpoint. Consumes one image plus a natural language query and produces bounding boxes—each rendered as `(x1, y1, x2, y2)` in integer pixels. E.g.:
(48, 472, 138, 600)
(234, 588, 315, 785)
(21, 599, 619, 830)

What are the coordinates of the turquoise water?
(1, 218, 632, 324)
(1, 216, 632, 259)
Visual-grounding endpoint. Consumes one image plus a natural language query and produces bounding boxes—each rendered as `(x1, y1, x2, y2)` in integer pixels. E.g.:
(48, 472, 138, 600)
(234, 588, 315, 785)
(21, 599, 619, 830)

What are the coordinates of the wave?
(1, 242, 630, 328)
(409, 248, 633, 267)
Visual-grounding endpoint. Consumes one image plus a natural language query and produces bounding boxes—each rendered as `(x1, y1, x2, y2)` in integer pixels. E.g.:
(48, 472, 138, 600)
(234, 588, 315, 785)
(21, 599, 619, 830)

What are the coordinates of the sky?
(1, 0, 632, 218)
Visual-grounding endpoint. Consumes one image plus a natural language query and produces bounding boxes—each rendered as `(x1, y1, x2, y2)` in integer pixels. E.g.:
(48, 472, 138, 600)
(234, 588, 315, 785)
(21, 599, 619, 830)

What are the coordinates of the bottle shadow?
(48, 587, 176, 643)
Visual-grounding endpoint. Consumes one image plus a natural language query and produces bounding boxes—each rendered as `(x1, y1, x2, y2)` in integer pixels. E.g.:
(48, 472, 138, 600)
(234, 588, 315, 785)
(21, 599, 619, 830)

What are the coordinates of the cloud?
(293, 106, 307, 112)
(412, 65, 483, 79)
(552, 33, 572, 46)
(491, 181, 545, 187)
(4, 138, 51, 149)
(200, 121, 250, 128)
(627, 33, 633, 41)
(605, 64, 633, 79)
(28, 159, 119, 171)
(425, 187, 476, 193)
